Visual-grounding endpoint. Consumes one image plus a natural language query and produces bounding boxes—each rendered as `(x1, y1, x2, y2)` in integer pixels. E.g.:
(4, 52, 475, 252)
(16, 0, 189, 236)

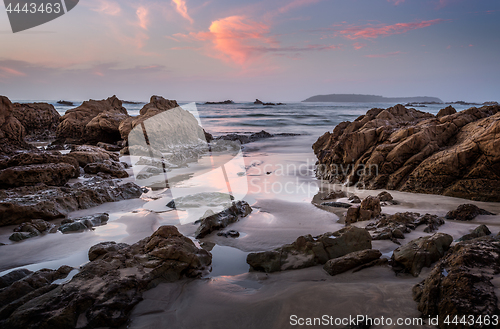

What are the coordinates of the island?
(302, 94, 443, 103)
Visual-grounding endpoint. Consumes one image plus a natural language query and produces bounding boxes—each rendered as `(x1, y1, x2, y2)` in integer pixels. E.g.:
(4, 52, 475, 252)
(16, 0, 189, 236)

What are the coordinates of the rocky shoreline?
(1, 97, 500, 328)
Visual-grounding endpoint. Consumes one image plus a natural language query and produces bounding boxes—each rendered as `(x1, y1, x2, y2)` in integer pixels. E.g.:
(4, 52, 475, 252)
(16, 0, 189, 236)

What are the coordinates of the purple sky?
(0, 0, 499, 102)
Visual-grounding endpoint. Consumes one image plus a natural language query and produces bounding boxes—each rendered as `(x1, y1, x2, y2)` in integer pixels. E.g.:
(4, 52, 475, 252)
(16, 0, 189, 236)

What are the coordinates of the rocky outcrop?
(344, 196, 381, 224)
(323, 249, 382, 276)
(118, 95, 179, 141)
(391, 233, 453, 276)
(67, 145, 119, 166)
(0, 178, 144, 226)
(413, 237, 500, 329)
(56, 96, 129, 144)
(11, 103, 60, 140)
(247, 226, 372, 273)
(445, 204, 495, 221)
(83, 160, 128, 178)
(0, 96, 30, 155)
(195, 201, 252, 238)
(313, 104, 500, 202)
(0, 226, 211, 329)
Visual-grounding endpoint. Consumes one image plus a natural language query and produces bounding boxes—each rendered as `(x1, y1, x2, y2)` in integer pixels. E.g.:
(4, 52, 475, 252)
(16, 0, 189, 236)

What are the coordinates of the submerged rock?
(0, 178, 143, 226)
(0, 226, 211, 329)
(313, 104, 500, 202)
(323, 249, 382, 276)
(445, 204, 495, 221)
(247, 226, 372, 273)
(391, 233, 453, 276)
(413, 237, 500, 329)
(58, 213, 109, 233)
(195, 201, 252, 238)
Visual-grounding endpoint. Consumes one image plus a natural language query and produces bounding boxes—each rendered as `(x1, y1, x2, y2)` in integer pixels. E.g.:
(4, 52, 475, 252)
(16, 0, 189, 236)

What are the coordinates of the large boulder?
(0, 226, 211, 329)
(0, 96, 30, 155)
(391, 233, 453, 276)
(0, 178, 144, 226)
(56, 96, 129, 144)
(413, 237, 500, 329)
(11, 103, 60, 140)
(247, 226, 372, 273)
(313, 104, 500, 202)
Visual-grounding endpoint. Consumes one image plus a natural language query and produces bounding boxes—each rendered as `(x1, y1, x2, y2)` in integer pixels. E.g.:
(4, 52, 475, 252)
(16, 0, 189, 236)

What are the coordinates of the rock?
(458, 224, 491, 241)
(0, 96, 30, 155)
(195, 201, 252, 238)
(57, 100, 73, 106)
(247, 226, 372, 273)
(345, 196, 381, 224)
(0, 178, 143, 226)
(8, 232, 33, 242)
(84, 160, 128, 178)
(9, 219, 56, 241)
(0, 269, 32, 289)
(216, 130, 274, 145)
(0, 226, 211, 329)
(321, 202, 352, 208)
(56, 95, 129, 144)
(313, 104, 500, 202)
(348, 195, 361, 203)
(445, 204, 495, 221)
(96, 142, 122, 152)
(436, 105, 457, 118)
(254, 99, 263, 105)
(0, 152, 79, 175)
(391, 233, 453, 276)
(205, 100, 234, 105)
(323, 249, 382, 276)
(67, 144, 120, 167)
(58, 213, 109, 233)
(0, 163, 77, 188)
(321, 190, 346, 200)
(412, 237, 500, 329)
(120, 145, 163, 157)
(217, 230, 240, 238)
(11, 103, 60, 140)
(119, 95, 179, 141)
(377, 191, 393, 202)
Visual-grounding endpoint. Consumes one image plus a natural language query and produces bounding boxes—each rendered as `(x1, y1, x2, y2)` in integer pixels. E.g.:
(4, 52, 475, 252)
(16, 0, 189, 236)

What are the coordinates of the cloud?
(88, 0, 121, 16)
(387, 0, 405, 5)
(0, 66, 26, 77)
(339, 19, 445, 39)
(136, 6, 149, 30)
(365, 51, 405, 58)
(278, 0, 322, 14)
(353, 42, 367, 50)
(172, 0, 193, 24)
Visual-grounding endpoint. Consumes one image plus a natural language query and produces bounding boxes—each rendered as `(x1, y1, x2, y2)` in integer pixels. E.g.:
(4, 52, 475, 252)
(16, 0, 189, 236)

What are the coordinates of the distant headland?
(302, 94, 443, 103)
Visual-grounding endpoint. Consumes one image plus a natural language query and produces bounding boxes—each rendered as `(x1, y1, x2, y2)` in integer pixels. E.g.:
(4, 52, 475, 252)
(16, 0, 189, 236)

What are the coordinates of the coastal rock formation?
(56, 95, 129, 144)
(458, 224, 491, 241)
(11, 103, 60, 140)
(0, 178, 144, 226)
(83, 160, 128, 178)
(313, 104, 500, 202)
(0, 163, 77, 189)
(323, 249, 382, 276)
(344, 196, 381, 224)
(58, 213, 109, 233)
(0, 226, 212, 329)
(118, 95, 179, 141)
(391, 233, 453, 276)
(413, 237, 500, 329)
(445, 204, 495, 221)
(246, 226, 372, 273)
(67, 145, 120, 167)
(9, 219, 56, 242)
(195, 201, 252, 238)
(0, 96, 29, 155)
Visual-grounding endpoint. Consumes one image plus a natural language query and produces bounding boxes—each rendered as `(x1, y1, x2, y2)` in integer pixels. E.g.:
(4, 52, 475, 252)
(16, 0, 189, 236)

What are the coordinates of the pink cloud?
(365, 51, 405, 58)
(172, 0, 193, 24)
(278, 0, 322, 14)
(136, 6, 149, 30)
(353, 42, 367, 50)
(387, 0, 405, 5)
(89, 0, 121, 16)
(339, 19, 445, 39)
(0, 66, 26, 77)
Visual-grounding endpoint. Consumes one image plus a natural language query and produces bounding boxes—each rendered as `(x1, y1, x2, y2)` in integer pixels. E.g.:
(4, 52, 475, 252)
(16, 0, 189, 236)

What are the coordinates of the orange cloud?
(339, 19, 445, 39)
(172, 0, 193, 24)
(136, 6, 149, 30)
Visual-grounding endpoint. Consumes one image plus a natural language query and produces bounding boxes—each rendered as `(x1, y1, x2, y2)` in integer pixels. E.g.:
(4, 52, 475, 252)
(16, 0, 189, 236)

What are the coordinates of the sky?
(0, 0, 499, 102)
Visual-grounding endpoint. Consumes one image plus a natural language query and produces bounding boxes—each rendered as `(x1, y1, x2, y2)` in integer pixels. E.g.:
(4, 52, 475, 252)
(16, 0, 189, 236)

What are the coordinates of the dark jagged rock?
(58, 213, 109, 233)
(321, 202, 352, 208)
(254, 99, 263, 105)
(436, 105, 456, 118)
(321, 190, 346, 200)
(313, 104, 500, 202)
(344, 196, 381, 224)
(445, 204, 495, 221)
(11, 103, 60, 141)
(57, 100, 73, 106)
(83, 160, 128, 178)
(0, 226, 211, 329)
(0, 163, 77, 189)
(217, 230, 240, 238)
(391, 233, 453, 276)
(195, 201, 252, 238)
(0, 96, 30, 155)
(377, 191, 393, 202)
(56, 95, 129, 145)
(9, 219, 56, 241)
(0, 178, 144, 226)
(247, 226, 372, 273)
(0, 269, 32, 289)
(365, 212, 445, 242)
(204, 100, 234, 105)
(0, 152, 79, 173)
(458, 224, 491, 241)
(323, 249, 382, 276)
(413, 237, 500, 329)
